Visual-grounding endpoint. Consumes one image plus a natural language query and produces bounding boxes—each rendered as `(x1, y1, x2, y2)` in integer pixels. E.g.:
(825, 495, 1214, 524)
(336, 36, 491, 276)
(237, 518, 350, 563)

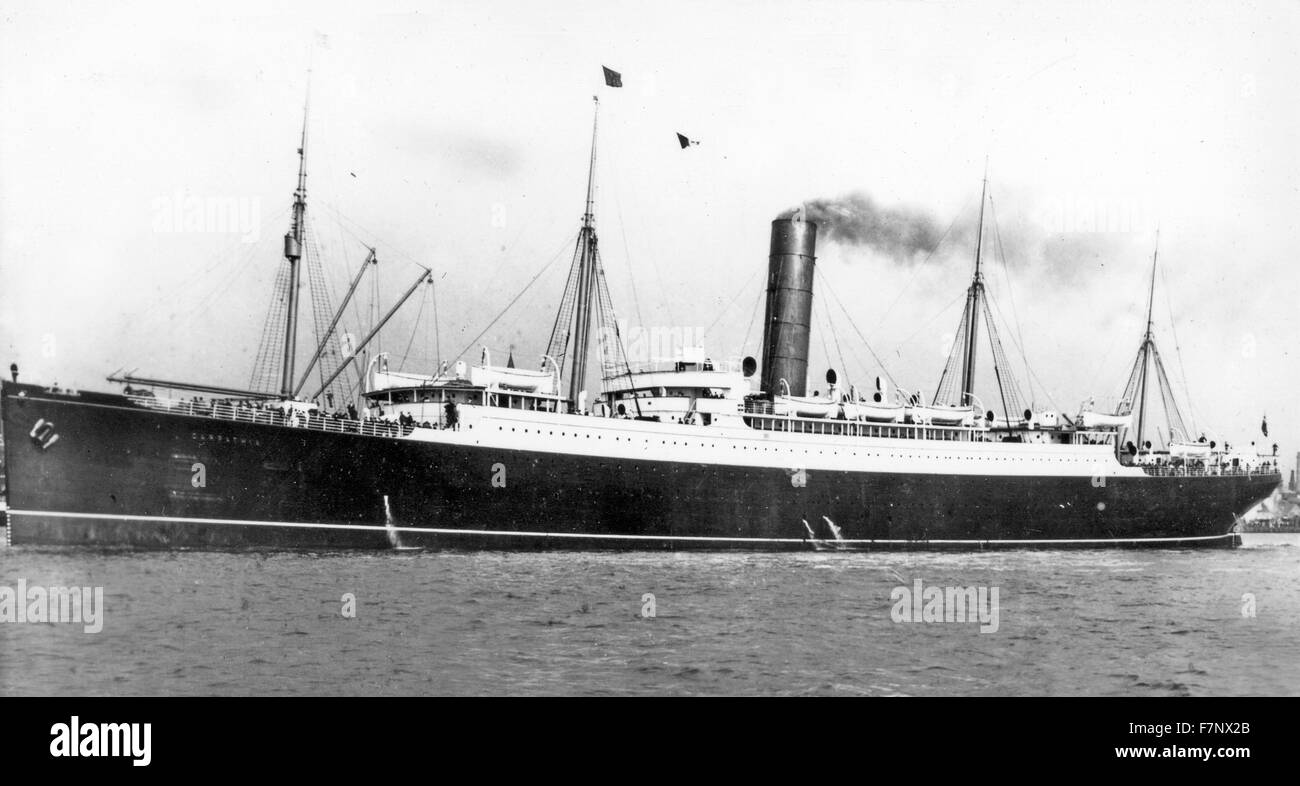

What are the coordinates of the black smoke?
(780, 192, 952, 261)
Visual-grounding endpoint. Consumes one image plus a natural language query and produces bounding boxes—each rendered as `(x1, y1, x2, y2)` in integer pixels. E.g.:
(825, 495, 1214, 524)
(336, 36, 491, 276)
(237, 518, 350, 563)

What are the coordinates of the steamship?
(0, 95, 1281, 549)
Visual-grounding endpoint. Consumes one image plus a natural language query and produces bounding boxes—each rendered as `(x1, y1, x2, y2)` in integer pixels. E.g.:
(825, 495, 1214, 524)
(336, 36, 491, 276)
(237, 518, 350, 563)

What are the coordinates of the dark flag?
(1261, 415, 1268, 437)
(602, 66, 622, 88)
(507, 350, 516, 369)
(676, 132, 701, 148)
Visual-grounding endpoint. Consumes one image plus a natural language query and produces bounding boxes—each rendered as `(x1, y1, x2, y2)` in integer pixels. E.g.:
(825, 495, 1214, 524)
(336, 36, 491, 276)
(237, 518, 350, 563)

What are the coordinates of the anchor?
(29, 418, 59, 450)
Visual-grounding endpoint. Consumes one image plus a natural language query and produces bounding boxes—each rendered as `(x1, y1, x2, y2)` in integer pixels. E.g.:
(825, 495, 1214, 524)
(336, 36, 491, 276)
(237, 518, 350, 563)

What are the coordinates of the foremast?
(279, 99, 309, 398)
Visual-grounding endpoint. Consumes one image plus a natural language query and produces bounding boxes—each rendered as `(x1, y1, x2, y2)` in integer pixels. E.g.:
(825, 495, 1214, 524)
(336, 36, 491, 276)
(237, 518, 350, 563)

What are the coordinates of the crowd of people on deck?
(125, 386, 446, 435)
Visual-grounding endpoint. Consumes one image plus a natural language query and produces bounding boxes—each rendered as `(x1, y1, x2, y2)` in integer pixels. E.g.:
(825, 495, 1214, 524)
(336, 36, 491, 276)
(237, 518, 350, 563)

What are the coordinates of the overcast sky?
(2, 0, 1296, 465)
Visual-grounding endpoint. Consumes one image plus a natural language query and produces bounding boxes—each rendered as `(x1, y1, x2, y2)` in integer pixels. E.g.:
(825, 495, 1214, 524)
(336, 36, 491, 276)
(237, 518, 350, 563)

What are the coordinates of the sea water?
(1, 534, 1297, 696)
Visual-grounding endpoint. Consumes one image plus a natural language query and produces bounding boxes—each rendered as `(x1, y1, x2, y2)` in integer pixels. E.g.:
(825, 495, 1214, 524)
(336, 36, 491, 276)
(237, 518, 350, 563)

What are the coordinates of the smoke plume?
(781, 192, 951, 261)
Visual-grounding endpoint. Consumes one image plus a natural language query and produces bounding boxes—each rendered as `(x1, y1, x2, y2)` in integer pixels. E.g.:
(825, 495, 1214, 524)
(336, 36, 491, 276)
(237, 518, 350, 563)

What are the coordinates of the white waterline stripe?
(8, 509, 805, 543)
(7, 509, 1237, 545)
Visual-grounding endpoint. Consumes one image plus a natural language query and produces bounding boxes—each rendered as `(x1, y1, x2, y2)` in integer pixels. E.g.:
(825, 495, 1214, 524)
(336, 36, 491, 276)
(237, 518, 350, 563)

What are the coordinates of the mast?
(542, 95, 642, 416)
(279, 94, 310, 398)
(1134, 231, 1159, 452)
(958, 167, 988, 403)
(559, 98, 598, 410)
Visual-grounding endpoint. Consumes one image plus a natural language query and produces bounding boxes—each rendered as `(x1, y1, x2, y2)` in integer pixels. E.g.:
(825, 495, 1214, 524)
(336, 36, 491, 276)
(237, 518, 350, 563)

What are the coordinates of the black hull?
(1, 382, 1280, 550)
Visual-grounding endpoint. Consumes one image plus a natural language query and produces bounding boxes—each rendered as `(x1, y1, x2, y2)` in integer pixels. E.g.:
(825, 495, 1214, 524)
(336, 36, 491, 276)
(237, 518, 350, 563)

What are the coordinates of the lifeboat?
(842, 399, 905, 423)
(773, 394, 839, 419)
(1169, 441, 1213, 459)
(906, 403, 973, 426)
(1078, 411, 1132, 430)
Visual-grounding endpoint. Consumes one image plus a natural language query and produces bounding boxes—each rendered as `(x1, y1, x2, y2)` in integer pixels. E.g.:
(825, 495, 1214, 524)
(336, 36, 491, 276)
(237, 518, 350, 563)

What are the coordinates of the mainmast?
(569, 97, 600, 407)
(545, 97, 602, 412)
(957, 168, 989, 403)
(279, 96, 309, 398)
(932, 166, 1028, 419)
(1134, 232, 1159, 451)
(1115, 230, 1193, 454)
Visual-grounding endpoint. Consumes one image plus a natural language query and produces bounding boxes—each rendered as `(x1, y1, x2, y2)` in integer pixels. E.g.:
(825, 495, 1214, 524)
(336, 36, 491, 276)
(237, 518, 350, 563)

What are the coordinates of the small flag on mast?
(1261, 415, 1268, 437)
(602, 66, 622, 88)
(676, 133, 700, 148)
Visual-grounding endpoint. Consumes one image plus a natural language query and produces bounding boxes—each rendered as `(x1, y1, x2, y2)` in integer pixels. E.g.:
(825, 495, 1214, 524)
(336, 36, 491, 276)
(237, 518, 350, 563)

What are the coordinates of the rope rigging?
(397, 283, 430, 373)
(815, 265, 900, 391)
(869, 203, 968, 337)
(701, 267, 763, 341)
(1159, 263, 1197, 437)
(450, 230, 579, 367)
(988, 196, 1040, 408)
(741, 283, 764, 357)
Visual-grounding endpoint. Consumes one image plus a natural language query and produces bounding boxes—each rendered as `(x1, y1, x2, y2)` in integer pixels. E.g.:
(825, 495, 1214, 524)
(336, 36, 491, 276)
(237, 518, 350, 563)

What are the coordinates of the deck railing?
(126, 394, 421, 438)
(741, 412, 985, 441)
(1137, 463, 1279, 478)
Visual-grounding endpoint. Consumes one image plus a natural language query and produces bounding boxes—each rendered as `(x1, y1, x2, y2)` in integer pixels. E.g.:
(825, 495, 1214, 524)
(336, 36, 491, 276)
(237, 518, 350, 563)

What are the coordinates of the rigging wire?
(980, 293, 1030, 416)
(815, 300, 836, 394)
(741, 284, 764, 355)
(598, 114, 653, 332)
(1159, 262, 1197, 436)
(602, 132, 675, 328)
(430, 273, 441, 369)
(448, 230, 580, 364)
(983, 290, 1063, 413)
(318, 192, 438, 365)
(988, 196, 1040, 406)
(894, 289, 967, 359)
(932, 292, 972, 406)
(141, 209, 288, 340)
(609, 169, 648, 332)
(829, 303, 852, 392)
(869, 200, 968, 337)
(984, 290, 1052, 411)
(701, 267, 763, 340)
(1094, 262, 1157, 413)
(317, 196, 553, 371)
(1083, 330, 1123, 409)
(302, 216, 356, 402)
(186, 234, 278, 326)
(315, 198, 435, 275)
(820, 292, 853, 395)
(397, 283, 430, 372)
(370, 254, 381, 357)
(815, 265, 900, 389)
